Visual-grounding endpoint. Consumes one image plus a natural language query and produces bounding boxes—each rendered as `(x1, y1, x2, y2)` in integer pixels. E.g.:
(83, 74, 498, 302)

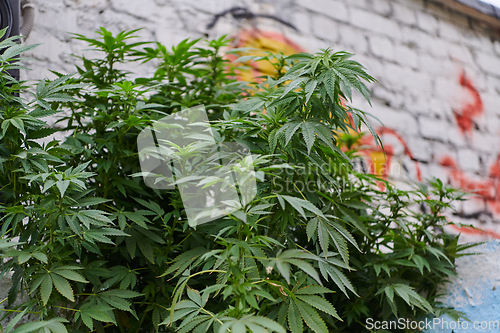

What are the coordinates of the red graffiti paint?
(378, 128, 422, 181)
(454, 71, 483, 135)
(440, 154, 500, 214)
(359, 127, 423, 181)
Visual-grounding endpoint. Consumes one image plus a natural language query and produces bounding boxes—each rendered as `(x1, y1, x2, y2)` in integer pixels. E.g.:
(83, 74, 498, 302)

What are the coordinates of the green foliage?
(0, 27, 476, 333)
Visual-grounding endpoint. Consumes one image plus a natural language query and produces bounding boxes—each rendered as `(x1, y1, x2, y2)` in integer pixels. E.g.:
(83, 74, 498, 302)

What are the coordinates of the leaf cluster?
(0, 27, 476, 333)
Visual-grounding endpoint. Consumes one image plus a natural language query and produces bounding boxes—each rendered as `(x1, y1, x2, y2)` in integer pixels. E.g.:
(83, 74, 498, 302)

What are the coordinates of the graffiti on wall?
(226, 29, 304, 82)
(454, 72, 484, 135)
(207, 6, 302, 82)
(209, 9, 500, 239)
(358, 71, 500, 239)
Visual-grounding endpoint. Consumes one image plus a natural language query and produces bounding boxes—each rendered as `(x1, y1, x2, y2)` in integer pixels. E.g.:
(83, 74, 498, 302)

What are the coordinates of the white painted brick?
(392, 2, 417, 26)
(406, 135, 432, 161)
(300, 0, 349, 22)
(349, 90, 373, 112)
(155, 28, 194, 48)
(447, 43, 474, 65)
(479, 153, 500, 177)
(370, 0, 393, 17)
(372, 85, 406, 109)
(34, 0, 66, 13)
(439, 20, 462, 43)
(474, 132, 500, 154)
(376, 62, 405, 92)
(64, 0, 108, 10)
(405, 70, 434, 93)
(286, 33, 329, 52)
(312, 15, 340, 42)
(461, 30, 495, 56)
(292, 10, 312, 35)
(416, 11, 439, 36)
(458, 149, 481, 172)
(419, 116, 447, 140)
(487, 76, 500, 99)
(428, 96, 453, 118)
(404, 92, 433, 116)
(99, 11, 150, 33)
(484, 112, 500, 137)
(482, 92, 500, 115)
(181, 0, 237, 14)
(399, 25, 432, 51)
(425, 35, 450, 59)
(435, 76, 462, 104)
(446, 124, 467, 148)
(418, 53, 450, 78)
(383, 63, 433, 94)
(345, 0, 370, 9)
(392, 0, 425, 10)
(338, 26, 369, 54)
(421, 163, 450, 182)
(369, 103, 419, 136)
(463, 68, 488, 93)
(369, 35, 394, 61)
(350, 8, 401, 40)
(173, 8, 212, 32)
(395, 43, 418, 69)
(109, 0, 177, 22)
(76, 11, 101, 32)
(494, 40, 500, 57)
(431, 141, 458, 163)
(24, 29, 72, 63)
(476, 53, 500, 77)
(351, 54, 385, 79)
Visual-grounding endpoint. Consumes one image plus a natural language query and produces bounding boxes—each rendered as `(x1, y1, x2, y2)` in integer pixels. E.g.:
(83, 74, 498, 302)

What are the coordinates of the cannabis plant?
(0, 27, 474, 333)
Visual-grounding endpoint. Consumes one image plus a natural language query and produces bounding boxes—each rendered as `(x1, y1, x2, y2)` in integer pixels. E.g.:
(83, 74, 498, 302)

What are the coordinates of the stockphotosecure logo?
(136, 106, 257, 227)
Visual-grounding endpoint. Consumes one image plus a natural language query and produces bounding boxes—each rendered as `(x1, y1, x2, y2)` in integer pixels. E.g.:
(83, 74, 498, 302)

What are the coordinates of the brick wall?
(13, 0, 500, 329)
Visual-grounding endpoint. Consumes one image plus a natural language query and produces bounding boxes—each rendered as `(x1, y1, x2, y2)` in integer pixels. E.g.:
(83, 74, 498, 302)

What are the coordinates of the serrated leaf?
(51, 273, 74, 302)
(306, 217, 318, 241)
(268, 128, 279, 154)
(281, 121, 301, 145)
(294, 285, 333, 295)
(52, 270, 88, 283)
(296, 295, 341, 320)
(280, 195, 325, 219)
(317, 222, 329, 257)
(318, 262, 357, 298)
(41, 275, 52, 305)
(296, 300, 328, 333)
(80, 304, 116, 324)
(32, 253, 48, 263)
(10, 318, 69, 333)
(100, 295, 132, 312)
(301, 122, 316, 154)
(18, 252, 31, 264)
(288, 301, 303, 333)
(56, 180, 70, 197)
(74, 197, 111, 207)
(137, 236, 155, 263)
(101, 289, 142, 298)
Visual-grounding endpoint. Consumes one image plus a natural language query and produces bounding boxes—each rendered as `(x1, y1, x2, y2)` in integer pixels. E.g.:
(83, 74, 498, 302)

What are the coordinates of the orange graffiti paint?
(227, 29, 304, 82)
